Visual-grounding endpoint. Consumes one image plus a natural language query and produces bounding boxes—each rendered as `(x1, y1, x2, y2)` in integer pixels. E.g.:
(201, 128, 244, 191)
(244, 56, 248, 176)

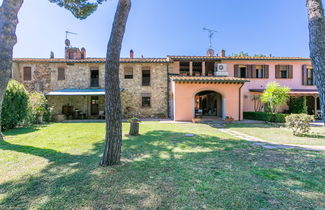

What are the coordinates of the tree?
(261, 82, 290, 114)
(306, 0, 325, 125)
(100, 0, 131, 166)
(1, 80, 29, 130)
(0, 0, 24, 140)
(51, 0, 131, 166)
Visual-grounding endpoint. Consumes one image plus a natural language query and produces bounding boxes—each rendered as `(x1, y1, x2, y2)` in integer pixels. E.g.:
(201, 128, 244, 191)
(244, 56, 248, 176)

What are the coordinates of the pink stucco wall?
(223, 60, 315, 112)
(172, 82, 244, 121)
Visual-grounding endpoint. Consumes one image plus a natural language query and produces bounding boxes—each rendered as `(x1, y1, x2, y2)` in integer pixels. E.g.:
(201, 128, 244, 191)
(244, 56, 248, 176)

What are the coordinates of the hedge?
(244, 112, 289, 123)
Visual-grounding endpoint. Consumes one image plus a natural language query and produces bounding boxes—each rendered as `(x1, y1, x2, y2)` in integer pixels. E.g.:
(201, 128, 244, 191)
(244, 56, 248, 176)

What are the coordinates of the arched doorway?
(194, 90, 223, 119)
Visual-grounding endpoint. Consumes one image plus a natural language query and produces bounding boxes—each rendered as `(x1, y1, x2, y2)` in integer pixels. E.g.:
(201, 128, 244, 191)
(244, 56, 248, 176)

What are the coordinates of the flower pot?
(192, 117, 202, 123)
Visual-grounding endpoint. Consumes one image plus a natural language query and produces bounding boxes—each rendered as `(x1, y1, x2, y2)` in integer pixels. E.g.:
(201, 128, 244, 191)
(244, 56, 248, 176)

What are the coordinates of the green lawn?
(226, 123, 325, 146)
(0, 122, 325, 209)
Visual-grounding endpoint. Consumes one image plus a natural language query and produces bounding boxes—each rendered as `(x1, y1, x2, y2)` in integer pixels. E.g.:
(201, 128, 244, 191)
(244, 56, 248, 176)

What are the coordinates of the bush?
(28, 92, 52, 124)
(285, 114, 314, 136)
(1, 80, 29, 130)
(289, 96, 307, 114)
(244, 112, 288, 123)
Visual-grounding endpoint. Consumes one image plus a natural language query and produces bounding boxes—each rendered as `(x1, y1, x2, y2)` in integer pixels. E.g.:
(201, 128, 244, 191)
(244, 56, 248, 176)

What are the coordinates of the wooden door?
(91, 96, 99, 115)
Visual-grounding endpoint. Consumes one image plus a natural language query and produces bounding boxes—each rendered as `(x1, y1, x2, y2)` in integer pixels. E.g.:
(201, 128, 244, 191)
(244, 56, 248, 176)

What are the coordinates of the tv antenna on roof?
(65, 31, 77, 47)
(65, 31, 77, 39)
(203, 27, 218, 49)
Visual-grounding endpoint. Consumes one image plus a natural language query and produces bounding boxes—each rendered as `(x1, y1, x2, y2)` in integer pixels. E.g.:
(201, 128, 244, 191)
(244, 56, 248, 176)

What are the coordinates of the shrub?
(244, 112, 288, 123)
(285, 114, 314, 136)
(1, 80, 29, 130)
(28, 92, 52, 124)
(289, 96, 307, 114)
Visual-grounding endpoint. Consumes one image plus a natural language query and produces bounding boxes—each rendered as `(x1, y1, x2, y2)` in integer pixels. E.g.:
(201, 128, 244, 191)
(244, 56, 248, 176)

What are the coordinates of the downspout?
(167, 63, 170, 118)
(238, 83, 244, 121)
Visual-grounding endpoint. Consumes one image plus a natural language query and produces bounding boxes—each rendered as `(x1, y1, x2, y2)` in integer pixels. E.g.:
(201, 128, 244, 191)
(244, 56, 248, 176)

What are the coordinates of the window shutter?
(58, 68, 65, 80)
(312, 68, 316, 85)
(264, 65, 269, 78)
(302, 65, 307, 85)
(251, 65, 256, 78)
(288, 65, 293, 79)
(247, 65, 252, 78)
(23, 67, 32, 81)
(275, 65, 280, 79)
(234, 65, 239, 77)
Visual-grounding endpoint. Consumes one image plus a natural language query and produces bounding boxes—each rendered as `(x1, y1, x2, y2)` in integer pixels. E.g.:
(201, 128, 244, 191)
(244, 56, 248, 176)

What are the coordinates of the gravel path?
(207, 123, 325, 151)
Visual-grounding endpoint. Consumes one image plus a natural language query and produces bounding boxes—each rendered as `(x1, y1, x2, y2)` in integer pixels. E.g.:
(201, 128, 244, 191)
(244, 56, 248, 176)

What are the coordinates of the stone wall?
(13, 61, 169, 119)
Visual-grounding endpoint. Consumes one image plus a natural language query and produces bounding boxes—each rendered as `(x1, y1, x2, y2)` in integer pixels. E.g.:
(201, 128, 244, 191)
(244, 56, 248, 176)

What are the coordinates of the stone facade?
(12, 60, 169, 119)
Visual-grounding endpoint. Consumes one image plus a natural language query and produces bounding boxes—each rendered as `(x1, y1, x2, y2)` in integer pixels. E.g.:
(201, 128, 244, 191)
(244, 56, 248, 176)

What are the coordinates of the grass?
(0, 122, 325, 209)
(225, 123, 325, 146)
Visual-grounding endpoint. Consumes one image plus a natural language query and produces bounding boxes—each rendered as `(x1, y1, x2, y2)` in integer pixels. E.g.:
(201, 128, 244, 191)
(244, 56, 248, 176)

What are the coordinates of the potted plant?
(192, 117, 202, 123)
(225, 116, 234, 123)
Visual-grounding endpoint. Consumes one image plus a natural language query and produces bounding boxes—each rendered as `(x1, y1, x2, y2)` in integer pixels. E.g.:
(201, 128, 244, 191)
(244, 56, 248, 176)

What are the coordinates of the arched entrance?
(194, 90, 223, 119)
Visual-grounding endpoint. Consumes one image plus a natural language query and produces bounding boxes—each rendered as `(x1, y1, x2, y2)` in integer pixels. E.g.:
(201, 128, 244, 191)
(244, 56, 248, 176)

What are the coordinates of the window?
(255, 65, 264, 78)
(280, 65, 289, 78)
(193, 62, 202, 76)
(180, 62, 190, 75)
(239, 65, 247, 78)
(90, 69, 99, 87)
(23, 67, 31, 81)
(142, 69, 150, 86)
(307, 67, 314, 85)
(142, 95, 151, 107)
(58, 67, 65, 80)
(124, 67, 133, 79)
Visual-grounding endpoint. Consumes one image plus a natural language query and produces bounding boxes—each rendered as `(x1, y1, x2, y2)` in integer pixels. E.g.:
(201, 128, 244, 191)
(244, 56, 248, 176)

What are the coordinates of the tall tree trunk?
(100, 0, 131, 166)
(306, 0, 325, 125)
(0, 0, 24, 140)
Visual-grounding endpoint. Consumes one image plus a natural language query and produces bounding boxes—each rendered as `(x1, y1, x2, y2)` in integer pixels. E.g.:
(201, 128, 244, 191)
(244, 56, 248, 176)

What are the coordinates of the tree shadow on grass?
(3, 125, 43, 137)
(0, 129, 325, 209)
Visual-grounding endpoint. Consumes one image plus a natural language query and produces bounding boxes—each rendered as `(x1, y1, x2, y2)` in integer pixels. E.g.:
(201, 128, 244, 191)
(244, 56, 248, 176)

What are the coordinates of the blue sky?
(10, 0, 317, 58)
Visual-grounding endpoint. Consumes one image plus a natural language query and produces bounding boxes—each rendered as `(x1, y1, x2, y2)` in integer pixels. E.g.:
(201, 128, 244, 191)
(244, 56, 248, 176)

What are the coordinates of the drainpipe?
(238, 83, 244, 121)
(167, 63, 170, 118)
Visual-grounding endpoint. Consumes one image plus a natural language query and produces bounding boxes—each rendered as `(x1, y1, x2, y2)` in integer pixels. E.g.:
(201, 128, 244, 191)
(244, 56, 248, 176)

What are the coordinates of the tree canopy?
(49, 0, 105, 19)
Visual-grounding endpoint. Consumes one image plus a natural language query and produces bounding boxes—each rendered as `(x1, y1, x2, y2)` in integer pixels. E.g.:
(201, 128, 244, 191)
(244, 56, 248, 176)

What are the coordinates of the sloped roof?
(170, 76, 249, 83)
(13, 58, 171, 63)
(168, 56, 310, 61)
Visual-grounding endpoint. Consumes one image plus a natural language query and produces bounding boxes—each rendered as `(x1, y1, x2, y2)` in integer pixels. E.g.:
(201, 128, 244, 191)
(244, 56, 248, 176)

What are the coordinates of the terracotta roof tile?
(168, 56, 310, 61)
(13, 58, 171, 63)
(170, 76, 249, 83)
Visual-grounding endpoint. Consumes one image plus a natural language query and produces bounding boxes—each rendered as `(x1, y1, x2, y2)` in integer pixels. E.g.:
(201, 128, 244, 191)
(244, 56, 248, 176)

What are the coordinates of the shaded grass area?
(0, 122, 325, 209)
(226, 123, 325, 146)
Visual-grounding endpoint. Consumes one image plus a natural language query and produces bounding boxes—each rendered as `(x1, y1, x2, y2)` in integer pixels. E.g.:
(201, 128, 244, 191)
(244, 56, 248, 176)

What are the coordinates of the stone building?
(12, 46, 321, 121)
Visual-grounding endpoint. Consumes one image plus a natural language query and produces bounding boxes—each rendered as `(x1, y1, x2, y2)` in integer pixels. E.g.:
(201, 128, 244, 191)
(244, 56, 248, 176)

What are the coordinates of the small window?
(23, 67, 32, 81)
(124, 67, 133, 79)
(90, 69, 99, 87)
(255, 65, 264, 78)
(142, 69, 151, 86)
(58, 68, 65, 80)
(280, 65, 289, 78)
(142, 96, 151, 107)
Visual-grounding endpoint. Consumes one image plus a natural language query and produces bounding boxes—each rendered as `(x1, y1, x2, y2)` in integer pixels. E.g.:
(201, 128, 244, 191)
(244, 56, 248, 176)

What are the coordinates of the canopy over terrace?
(250, 89, 321, 118)
(171, 76, 249, 121)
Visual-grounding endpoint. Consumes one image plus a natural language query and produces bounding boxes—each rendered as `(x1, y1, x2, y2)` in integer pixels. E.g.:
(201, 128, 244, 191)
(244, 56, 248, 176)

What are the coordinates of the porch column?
(222, 98, 226, 120)
(202, 62, 206, 76)
(189, 62, 193, 76)
(314, 95, 318, 116)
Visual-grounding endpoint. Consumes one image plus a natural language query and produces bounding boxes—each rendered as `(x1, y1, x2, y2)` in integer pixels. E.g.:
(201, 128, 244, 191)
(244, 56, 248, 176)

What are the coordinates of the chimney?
(50, 51, 54, 59)
(269, 54, 273, 57)
(81, 47, 86, 59)
(130, 49, 134, 58)
(221, 49, 226, 57)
